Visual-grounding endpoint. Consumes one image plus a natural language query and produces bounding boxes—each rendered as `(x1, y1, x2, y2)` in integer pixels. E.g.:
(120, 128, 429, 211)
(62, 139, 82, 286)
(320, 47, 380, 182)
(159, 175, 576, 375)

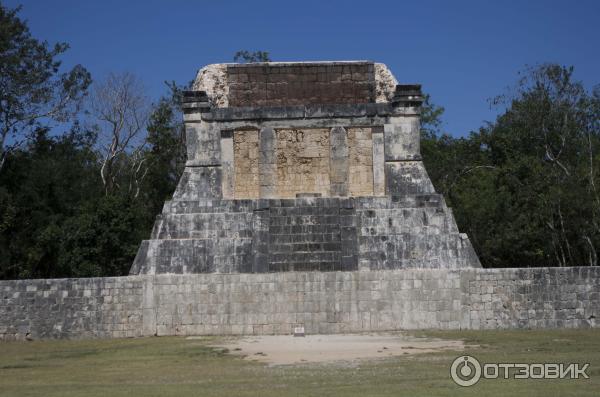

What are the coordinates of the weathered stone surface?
(0, 276, 143, 340)
(134, 60, 479, 273)
(192, 63, 229, 107)
(132, 195, 478, 274)
(374, 63, 398, 103)
(275, 128, 331, 198)
(225, 62, 375, 107)
(172, 167, 222, 200)
(372, 127, 385, 195)
(2, 61, 598, 342)
(2, 267, 599, 340)
(259, 127, 277, 199)
(384, 161, 436, 196)
(185, 123, 221, 166)
(233, 129, 260, 198)
(347, 127, 373, 196)
(220, 133, 234, 199)
(193, 61, 400, 109)
(329, 127, 348, 197)
(383, 118, 420, 161)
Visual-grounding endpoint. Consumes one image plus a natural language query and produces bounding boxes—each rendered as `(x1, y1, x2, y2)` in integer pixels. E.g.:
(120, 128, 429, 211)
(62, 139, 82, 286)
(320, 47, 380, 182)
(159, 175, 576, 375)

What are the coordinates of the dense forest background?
(1, 4, 599, 279)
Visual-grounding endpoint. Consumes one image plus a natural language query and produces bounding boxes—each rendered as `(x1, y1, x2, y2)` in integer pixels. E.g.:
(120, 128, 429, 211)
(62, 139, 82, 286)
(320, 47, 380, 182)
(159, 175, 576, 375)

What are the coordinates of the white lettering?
(545, 364, 559, 379)
(498, 363, 514, 379)
(573, 364, 590, 379)
(530, 364, 544, 379)
(514, 364, 529, 379)
(484, 364, 498, 379)
(561, 364, 575, 378)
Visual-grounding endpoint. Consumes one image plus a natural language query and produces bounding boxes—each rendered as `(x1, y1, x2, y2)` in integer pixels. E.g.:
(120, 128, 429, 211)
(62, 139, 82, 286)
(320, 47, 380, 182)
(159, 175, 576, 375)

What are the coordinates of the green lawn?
(1, 329, 598, 397)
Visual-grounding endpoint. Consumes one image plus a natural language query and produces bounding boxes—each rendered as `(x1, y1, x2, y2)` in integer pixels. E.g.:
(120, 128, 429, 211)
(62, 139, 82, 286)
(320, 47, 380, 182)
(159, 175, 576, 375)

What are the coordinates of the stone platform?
(131, 61, 481, 274)
(1, 267, 598, 340)
(131, 195, 479, 274)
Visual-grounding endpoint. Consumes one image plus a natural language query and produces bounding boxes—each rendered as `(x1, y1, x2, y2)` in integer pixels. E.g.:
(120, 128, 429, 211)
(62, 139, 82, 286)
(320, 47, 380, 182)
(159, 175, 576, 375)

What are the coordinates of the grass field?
(1, 329, 598, 396)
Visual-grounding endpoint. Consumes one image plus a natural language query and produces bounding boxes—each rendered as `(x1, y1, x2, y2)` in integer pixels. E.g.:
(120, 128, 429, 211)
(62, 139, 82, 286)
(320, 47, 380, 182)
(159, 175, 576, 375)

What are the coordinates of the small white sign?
(293, 326, 305, 337)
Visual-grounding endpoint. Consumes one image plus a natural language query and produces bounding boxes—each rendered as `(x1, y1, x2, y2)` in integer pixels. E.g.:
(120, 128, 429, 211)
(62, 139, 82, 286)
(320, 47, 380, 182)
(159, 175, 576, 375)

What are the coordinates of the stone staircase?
(130, 194, 480, 274)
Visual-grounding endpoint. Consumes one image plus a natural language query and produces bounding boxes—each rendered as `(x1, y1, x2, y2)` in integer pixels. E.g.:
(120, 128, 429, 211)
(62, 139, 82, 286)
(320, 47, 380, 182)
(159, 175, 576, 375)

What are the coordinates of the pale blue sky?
(6, 0, 600, 136)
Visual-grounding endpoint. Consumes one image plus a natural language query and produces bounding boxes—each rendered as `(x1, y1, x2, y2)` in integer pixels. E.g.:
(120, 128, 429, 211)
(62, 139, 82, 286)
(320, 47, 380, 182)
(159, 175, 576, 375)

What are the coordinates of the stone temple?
(3, 61, 598, 340)
(130, 61, 480, 275)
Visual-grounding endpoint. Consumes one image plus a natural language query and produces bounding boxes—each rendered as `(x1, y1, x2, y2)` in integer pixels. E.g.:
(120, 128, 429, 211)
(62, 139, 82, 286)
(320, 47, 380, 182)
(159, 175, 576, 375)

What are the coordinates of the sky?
(6, 0, 600, 136)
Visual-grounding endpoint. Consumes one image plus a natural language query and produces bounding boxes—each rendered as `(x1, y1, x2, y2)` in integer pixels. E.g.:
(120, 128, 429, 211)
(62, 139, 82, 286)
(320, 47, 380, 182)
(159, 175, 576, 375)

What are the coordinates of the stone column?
(383, 85, 434, 196)
(172, 91, 223, 200)
(220, 130, 234, 199)
(172, 122, 223, 200)
(372, 126, 385, 196)
(185, 122, 222, 167)
(141, 275, 157, 336)
(259, 126, 277, 198)
(329, 126, 349, 197)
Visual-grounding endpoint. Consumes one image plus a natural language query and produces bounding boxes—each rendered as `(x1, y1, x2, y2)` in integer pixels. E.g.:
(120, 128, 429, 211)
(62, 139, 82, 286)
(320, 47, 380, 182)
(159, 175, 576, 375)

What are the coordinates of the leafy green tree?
(0, 126, 101, 279)
(141, 95, 186, 217)
(233, 50, 271, 63)
(423, 64, 600, 268)
(0, 3, 91, 171)
(57, 194, 149, 277)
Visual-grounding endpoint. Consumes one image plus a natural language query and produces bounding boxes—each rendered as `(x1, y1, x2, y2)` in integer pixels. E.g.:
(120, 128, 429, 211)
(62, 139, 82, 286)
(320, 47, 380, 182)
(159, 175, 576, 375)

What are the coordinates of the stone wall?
(2, 267, 598, 340)
(226, 62, 375, 107)
(347, 127, 374, 196)
(233, 129, 260, 198)
(232, 127, 375, 199)
(0, 277, 143, 340)
(275, 128, 331, 198)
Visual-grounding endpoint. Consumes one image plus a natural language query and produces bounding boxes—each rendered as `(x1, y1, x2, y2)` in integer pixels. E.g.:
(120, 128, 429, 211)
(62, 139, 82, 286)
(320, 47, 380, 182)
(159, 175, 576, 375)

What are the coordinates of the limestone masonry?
(1, 61, 598, 340)
(130, 61, 481, 275)
(1, 268, 598, 340)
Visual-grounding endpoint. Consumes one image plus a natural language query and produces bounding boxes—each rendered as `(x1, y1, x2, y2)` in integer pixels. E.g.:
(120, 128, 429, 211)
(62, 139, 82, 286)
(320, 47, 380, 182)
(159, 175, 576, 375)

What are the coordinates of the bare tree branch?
(89, 72, 150, 195)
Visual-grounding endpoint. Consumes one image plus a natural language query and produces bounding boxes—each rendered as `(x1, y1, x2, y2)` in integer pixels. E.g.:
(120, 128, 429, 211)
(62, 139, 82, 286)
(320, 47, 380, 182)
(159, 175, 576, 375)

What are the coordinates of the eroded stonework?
(233, 129, 259, 198)
(131, 61, 481, 275)
(2, 267, 599, 340)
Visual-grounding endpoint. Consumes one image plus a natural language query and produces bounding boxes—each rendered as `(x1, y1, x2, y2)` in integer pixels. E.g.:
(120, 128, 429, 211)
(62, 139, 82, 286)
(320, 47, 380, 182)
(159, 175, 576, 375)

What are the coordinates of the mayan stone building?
(130, 61, 480, 275)
(4, 61, 598, 341)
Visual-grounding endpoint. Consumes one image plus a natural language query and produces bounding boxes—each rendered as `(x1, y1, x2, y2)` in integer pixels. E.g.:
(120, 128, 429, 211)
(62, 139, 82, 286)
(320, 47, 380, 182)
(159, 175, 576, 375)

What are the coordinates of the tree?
(142, 94, 186, 215)
(0, 125, 101, 279)
(57, 194, 149, 277)
(233, 50, 271, 63)
(0, 3, 91, 171)
(88, 72, 150, 195)
(422, 64, 600, 268)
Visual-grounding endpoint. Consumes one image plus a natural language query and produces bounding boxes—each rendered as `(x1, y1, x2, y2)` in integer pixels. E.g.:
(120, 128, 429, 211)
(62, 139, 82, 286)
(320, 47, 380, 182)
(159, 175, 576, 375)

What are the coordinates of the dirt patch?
(209, 333, 467, 366)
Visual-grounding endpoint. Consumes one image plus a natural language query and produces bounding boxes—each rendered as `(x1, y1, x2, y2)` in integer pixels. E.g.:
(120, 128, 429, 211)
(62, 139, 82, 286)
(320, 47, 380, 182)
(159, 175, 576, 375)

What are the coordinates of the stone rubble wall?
(192, 62, 399, 109)
(226, 62, 376, 107)
(1, 267, 598, 340)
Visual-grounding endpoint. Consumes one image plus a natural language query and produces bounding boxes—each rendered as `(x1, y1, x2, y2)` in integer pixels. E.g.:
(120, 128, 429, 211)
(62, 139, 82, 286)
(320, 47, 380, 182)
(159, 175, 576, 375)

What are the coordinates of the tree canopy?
(233, 50, 271, 63)
(421, 64, 600, 268)
(0, 4, 90, 170)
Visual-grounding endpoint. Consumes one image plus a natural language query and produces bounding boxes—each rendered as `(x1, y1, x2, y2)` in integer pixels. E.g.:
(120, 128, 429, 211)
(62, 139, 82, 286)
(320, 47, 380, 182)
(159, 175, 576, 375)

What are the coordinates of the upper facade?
(179, 61, 429, 201)
(130, 61, 480, 275)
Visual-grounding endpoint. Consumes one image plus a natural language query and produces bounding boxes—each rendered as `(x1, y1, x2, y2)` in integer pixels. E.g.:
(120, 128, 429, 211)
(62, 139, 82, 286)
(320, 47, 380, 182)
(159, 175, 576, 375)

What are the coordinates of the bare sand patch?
(209, 333, 466, 365)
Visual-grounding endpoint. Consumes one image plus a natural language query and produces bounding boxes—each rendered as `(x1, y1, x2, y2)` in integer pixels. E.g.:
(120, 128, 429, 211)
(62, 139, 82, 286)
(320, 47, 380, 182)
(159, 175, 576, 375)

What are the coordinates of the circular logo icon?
(450, 355, 482, 387)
